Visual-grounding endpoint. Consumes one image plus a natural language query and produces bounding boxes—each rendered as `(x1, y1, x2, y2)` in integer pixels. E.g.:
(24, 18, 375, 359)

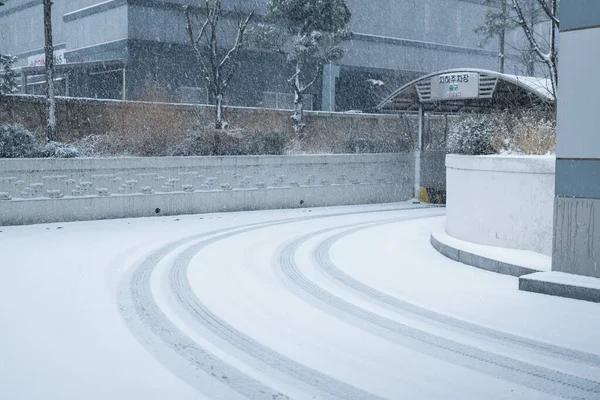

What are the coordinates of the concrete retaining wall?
(445, 154, 555, 256)
(0, 95, 417, 144)
(0, 153, 413, 225)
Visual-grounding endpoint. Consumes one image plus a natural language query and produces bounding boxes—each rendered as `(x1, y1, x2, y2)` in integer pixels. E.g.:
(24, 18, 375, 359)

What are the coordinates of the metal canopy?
(376, 68, 555, 200)
(377, 68, 555, 113)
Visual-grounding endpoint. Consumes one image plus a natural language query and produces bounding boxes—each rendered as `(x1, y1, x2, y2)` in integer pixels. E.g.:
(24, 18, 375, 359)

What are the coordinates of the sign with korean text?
(27, 49, 66, 67)
(430, 72, 479, 101)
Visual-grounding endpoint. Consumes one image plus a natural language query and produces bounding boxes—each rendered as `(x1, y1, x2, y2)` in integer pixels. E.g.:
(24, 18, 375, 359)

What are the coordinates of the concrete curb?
(519, 272, 600, 303)
(431, 231, 600, 303)
(430, 232, 541, 277)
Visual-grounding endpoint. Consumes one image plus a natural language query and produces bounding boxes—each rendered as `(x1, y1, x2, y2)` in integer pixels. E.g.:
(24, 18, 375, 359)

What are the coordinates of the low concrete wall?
(0, 153, 413, 225)
(445, 155, 555, 256)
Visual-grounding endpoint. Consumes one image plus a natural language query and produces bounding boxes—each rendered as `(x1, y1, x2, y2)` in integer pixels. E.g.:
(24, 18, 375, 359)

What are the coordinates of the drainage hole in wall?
(155, 208, 161, 214)
(300, 200, 304, 205)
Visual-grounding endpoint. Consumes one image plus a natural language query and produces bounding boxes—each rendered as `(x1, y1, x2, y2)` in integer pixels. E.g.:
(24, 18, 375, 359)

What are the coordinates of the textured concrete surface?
(0, 154, 413, 226)
(552, 197, 600, 279)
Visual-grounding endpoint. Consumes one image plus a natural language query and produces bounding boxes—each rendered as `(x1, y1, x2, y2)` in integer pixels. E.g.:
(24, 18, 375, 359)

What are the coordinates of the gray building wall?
(552, 1, 600, 279)
(1, 0, 529, 109)
(0, 0, 67, 63)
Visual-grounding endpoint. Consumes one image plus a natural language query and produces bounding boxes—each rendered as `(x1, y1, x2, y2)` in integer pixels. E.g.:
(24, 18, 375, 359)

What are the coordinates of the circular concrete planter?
(445, 154, 555, 256)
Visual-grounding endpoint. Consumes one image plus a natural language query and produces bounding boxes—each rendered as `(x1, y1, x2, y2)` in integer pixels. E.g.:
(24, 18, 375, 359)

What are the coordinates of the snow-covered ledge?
(445, 154, 555, 256)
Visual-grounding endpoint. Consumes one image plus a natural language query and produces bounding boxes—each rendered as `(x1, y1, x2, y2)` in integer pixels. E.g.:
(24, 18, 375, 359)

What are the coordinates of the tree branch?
(512, 0, 550, 61)
(536, 0, 560, 27)
(287, 68, 301, 92)
(184, 3, 210, 83)
(300, 64, 321, 93)
(184, 4, 208, 46)
(219, 10, 254, 70)
(512, 0, 557, 95)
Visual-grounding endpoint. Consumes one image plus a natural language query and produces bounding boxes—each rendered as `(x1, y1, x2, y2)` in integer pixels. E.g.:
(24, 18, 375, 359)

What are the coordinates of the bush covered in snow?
(448, 108, 556, 155)
(42, 141, 80, 158)
(73, 134, 124, 157)
(0, 124, 82, 158)
(447, 115, 496, 155)
(170, 128, 288, 156)
(0, 124, 39, 158)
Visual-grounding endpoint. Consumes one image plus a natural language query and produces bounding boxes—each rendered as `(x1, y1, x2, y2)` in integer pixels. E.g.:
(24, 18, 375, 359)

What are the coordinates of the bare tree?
(43, 0, 56, 141)
(512, 0, 559, 95)
(184, 0, 254, 129)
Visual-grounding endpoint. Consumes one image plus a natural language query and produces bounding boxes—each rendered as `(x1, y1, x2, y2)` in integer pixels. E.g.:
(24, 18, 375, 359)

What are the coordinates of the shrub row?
(447, 108, 556, 156)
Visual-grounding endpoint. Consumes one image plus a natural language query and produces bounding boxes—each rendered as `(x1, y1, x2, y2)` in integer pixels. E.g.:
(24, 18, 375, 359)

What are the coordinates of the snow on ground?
(0, 203, 599, 400)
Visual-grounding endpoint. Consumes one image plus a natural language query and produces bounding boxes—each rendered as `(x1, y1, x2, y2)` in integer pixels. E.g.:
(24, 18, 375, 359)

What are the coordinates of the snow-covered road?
(1, 203, 599, 400)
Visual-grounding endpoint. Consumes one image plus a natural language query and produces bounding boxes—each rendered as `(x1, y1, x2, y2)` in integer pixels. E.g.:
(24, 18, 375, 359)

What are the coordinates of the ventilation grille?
(416, 80, 432, 101)
(478, 74, 498, 99)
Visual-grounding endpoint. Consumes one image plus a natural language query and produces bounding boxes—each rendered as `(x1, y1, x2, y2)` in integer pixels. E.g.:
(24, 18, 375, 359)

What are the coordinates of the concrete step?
(519, 272, 600, 303)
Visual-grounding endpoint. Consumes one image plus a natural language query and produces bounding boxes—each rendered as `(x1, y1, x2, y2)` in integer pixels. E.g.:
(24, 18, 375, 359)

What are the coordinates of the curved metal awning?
(377, 68, 554, 113)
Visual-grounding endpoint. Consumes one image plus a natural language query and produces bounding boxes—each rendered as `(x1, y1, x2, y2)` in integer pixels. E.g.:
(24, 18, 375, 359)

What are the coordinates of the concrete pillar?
(552, 2, 600, 278)
(321, 63, 340, 112)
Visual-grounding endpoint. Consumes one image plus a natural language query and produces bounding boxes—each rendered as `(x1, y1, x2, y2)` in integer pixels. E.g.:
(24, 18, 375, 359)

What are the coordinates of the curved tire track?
(276, 222, 600, 400)
(119, 207, 433, 399)
(169, 226, 389, 400)
(315, 223, 600, 367)
(121, 224, 281, 400)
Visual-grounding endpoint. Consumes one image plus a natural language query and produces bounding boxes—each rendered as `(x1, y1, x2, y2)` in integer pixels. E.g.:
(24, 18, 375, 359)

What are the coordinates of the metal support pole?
(414, 104, 423, 199)
(43, 0, 56, 142)
(20, 71, 27, 94)
(122, 68, 126, 100)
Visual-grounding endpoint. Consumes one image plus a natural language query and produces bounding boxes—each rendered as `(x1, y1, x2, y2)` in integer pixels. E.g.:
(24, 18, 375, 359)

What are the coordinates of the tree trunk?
(215, 93, 223, 130)
(550, 0, 558, 89)
(292, 89, 305, 134)
(499, 0, 506, 73)
(527, 0, 536, 75)
(291, 64, 305, 134)
(43, 0, 56, 142)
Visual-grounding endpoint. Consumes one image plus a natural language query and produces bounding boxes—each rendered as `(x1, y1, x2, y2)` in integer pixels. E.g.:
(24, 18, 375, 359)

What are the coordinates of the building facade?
(0, 0, 530, 111)
(552, 1, 600, 280)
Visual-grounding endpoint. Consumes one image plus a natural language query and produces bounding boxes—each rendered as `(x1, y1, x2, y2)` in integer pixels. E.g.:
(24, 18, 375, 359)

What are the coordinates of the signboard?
(27, 49, 66, 67)
(430, 72, 479, 100)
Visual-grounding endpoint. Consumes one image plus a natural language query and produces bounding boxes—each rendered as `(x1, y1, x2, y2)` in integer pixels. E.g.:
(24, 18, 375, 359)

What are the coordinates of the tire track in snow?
(119, 206, 435, 399)
(276, 223, 600, 400)
(121, 224, 280, 400)
(170, 227, 392, 400)
(315, 224, 600, 368)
